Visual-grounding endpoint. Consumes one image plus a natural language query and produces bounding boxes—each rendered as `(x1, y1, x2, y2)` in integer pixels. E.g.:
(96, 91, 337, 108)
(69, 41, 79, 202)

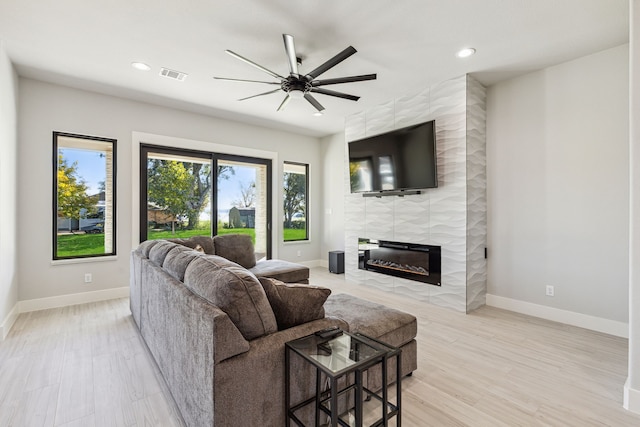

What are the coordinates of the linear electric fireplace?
(358, 238, 441, 286)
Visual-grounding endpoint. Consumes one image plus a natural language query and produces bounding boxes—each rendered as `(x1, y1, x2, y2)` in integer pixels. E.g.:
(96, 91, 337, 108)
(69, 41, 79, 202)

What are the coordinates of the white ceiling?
(0, 0, 629, 137)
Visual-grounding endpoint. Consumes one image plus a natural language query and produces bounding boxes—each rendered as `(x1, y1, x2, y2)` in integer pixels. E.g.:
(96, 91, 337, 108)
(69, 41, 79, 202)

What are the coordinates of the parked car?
(81, 224, 104, 234)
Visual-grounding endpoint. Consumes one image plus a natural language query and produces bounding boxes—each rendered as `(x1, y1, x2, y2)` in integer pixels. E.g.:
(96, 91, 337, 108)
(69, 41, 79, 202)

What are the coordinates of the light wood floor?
(1, 267, 640, 426)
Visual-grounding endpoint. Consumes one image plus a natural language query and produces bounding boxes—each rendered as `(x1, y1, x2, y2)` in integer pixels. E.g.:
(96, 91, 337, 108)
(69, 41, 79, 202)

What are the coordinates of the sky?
(215, 165, 256, 221)
(60, 148, 105, 195)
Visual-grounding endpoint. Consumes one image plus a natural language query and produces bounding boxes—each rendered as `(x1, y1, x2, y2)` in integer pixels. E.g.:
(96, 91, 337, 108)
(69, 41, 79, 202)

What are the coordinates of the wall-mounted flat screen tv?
(348, 120, 437, 194)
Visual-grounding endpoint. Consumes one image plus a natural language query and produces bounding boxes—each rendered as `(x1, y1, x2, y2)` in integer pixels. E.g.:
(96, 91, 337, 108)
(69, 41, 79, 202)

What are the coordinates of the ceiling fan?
(214, 34, 377, 113)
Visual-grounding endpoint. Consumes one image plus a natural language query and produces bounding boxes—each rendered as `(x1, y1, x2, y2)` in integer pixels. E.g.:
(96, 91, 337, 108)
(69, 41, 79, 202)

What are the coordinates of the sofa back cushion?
(163, 245, 204, 281)
(148, 241, 179, 265)
(167, 236, 215, 255)
(213, 234, 256, 269)
(184, 255, 277, 340)
(136, 239, 161, 258)
(258, 277, 331, 330)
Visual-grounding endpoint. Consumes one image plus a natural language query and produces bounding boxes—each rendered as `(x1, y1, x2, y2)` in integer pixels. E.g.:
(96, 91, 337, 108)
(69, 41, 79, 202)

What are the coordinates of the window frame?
(283, 161, 309, 242)
(52, 131, 117, 260)
(139, 144, 273, 258)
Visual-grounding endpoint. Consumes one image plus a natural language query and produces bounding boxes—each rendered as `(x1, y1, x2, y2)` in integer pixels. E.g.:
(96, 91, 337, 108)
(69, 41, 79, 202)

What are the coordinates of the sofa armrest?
(213, 317, 348, 426)
(249, 259, 310, 283)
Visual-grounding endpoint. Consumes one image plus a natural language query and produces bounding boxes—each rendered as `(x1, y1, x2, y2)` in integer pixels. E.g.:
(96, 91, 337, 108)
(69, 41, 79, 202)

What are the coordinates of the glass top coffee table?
(285, 328, 401, 427)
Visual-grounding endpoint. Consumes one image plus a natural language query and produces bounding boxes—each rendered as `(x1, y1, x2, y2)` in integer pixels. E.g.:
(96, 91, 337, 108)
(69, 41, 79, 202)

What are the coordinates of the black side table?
(285, 329, 401, 427)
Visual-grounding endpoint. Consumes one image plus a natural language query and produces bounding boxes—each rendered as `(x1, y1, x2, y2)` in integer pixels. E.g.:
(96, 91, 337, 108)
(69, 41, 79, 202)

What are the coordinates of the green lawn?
(57, 233, 106, 257)
(148, 227, 256, 244)
(57, 226, 307, 257)
(283, 228, 307, 241)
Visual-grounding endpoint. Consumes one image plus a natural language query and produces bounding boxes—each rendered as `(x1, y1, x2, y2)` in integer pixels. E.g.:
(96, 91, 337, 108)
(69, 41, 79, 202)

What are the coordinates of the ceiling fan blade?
(305, 46, 357, 80)
(214, 76, 281, 85)
(304, 93, 325, 112)
(283, 34, 299, 76)
(310, 87, 360, 101)
(238, 89, 281, 101)
(225, 50, 286, 80)
(311, 74, 377, 87)
(277, 94, 291, 111)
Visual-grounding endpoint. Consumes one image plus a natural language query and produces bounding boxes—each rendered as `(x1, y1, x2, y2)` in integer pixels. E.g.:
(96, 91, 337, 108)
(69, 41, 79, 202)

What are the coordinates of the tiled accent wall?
(344, 75, 486, 313)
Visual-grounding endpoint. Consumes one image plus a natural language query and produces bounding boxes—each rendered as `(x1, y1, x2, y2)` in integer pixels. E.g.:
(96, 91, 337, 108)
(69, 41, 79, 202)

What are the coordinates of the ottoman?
(324, 293, 418, 389)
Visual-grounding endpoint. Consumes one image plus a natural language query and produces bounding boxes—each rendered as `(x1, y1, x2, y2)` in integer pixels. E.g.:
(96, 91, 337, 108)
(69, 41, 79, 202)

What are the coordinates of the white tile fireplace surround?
(344, 75, 487, 313)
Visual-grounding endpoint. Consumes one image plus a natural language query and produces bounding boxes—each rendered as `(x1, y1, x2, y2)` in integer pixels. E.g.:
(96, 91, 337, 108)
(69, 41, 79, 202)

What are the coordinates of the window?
(283, 162, 308, 241)
(142, 148, 212, 241)
(140, 145, 272, 259)
(53, 132, 116, 259)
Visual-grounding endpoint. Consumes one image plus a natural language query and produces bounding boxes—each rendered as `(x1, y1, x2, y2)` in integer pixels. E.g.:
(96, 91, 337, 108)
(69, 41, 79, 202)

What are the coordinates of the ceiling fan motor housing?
(282, 76, 311, 94)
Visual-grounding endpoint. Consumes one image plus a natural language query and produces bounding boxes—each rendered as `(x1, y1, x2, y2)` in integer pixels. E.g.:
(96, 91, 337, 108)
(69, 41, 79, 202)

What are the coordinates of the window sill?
(283, 240, 311, 245)
(51, 255, 118, 266)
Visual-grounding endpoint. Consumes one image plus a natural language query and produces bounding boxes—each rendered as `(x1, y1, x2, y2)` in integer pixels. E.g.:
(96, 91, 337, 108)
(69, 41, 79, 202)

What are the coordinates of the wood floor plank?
(54, 349, 95, 426)
(1, 267, 640, 426)
(10, 384, 58, 427)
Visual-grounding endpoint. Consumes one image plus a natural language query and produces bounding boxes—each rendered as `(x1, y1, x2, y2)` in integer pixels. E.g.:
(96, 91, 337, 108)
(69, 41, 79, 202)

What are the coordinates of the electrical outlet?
(546, 285, 554, 297)
(297, 250, 301, 257)
(84, 273, 92, 283)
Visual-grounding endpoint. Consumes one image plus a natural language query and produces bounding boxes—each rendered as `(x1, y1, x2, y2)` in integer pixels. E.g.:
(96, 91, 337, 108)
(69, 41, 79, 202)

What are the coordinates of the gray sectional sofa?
(129, 235, 417, 427)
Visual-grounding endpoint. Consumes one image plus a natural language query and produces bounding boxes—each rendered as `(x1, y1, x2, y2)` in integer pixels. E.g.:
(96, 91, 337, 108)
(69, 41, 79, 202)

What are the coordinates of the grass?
(57, 225, 308, 257)
(57, 233, 106, 257)
(283, 228, 307, 241)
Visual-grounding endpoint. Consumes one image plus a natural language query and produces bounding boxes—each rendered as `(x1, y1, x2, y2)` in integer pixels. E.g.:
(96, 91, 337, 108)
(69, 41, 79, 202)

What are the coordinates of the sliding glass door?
(216, 155, 271, 260)
(140, 146, 271, 260)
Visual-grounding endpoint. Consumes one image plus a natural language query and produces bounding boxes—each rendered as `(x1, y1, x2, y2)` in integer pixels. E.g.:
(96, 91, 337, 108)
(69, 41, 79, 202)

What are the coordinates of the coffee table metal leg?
(331, 377, 338, 427)
(315, 368, 321, 427)
(382, 355, 388, 426)
(355, 370, 363, 427)
(285, 348, 290, 426)
(397, 354, 402, 427)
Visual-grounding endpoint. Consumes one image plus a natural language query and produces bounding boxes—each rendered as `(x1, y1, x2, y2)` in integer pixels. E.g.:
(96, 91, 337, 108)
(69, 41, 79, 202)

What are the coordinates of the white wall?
(625, 0, 640, 414)
(320, 132, 347, 260)
(17, 78, 321, 302)
(487, 45, 629, 326)
(0, 41, 19, 339)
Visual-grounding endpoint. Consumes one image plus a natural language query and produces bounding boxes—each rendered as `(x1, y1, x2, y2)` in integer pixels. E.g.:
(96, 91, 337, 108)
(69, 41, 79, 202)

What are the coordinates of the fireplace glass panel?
(358, 238, 441, 286)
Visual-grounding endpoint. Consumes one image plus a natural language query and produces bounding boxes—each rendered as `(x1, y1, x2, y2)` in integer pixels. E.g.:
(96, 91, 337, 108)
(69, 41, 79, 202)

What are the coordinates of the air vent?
(159, 67, 188, 81)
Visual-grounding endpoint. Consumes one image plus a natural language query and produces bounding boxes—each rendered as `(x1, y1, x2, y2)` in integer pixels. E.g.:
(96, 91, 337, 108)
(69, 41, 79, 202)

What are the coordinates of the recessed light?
(456, 48, 476, 58)
(131, 62, 151, 71)
(313, 111, 323, 117)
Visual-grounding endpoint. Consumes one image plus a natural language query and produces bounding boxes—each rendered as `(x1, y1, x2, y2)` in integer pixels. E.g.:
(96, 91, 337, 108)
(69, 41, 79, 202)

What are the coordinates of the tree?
(57, 154, 97, 232)
(233, 181, 256, 208)
(147, 159, 235, 232)
(283, 172, 306, 229)
(147, 160, 193, 233)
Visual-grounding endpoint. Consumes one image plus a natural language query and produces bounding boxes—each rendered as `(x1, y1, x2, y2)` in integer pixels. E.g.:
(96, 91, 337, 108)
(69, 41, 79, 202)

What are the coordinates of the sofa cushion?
(213, 234, 256, 269)
(163, 245, 204, 281)
(249, 260, 310, 283)
(137, 239, 161, 258)
(168, 236, 215, 255)
(184, 256, 277, 340)
(324, 293, 417, 348)
(148, 241, 179, 266)
(258, 278, 331, 330)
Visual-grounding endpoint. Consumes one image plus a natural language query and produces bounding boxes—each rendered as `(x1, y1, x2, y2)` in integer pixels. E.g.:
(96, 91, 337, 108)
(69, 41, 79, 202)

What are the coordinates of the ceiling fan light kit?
(214, 34, 376, 113)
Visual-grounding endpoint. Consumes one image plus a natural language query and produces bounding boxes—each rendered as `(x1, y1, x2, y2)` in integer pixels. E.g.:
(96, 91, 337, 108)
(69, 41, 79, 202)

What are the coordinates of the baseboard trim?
(19, 287, 130, 314)
(486, 294, 628, 338)
(0, 303, 20, 341)
(624, 379, 640, 414)
(298, 259, 325, 268)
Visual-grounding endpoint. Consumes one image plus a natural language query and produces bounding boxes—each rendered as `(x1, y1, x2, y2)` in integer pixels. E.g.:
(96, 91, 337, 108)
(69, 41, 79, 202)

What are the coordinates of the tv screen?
(348, 120, 437, 194)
